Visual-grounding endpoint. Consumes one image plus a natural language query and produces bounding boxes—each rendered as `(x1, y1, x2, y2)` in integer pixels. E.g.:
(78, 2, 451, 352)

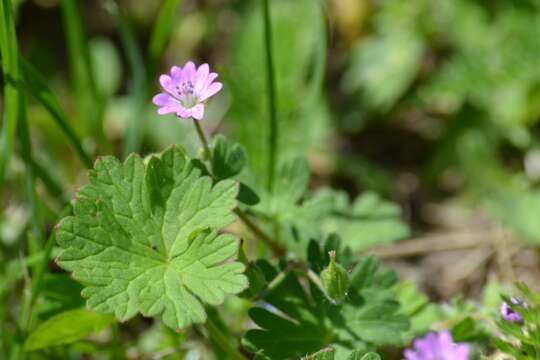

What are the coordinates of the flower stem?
(261, 0, 278, 192)
(192, 118, 211, 159)
(234, 209, 285, 257)
(190, 118, 285, 257)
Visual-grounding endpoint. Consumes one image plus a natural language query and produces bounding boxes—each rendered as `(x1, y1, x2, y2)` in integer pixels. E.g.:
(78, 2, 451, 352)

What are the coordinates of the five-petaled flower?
(501, 297, 526, 323)
(152, 61, 223, 120)
(404, 330, 470, 360)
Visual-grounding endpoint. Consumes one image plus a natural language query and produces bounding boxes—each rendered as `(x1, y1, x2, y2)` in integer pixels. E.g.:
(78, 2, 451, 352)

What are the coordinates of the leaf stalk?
(191, 119, 286, 256)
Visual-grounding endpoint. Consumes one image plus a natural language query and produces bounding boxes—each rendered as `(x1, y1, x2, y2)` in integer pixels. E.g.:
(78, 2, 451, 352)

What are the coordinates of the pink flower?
(501, 297, 526, 323)
(404, 330, 470, 360)
(152, 61, 223, 120)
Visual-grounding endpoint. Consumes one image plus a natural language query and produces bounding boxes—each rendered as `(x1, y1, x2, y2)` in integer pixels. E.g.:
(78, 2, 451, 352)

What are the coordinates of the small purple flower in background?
(501, 297, 526, 323)
(404, 330, 470, 360)
(152, 61, 223, 120)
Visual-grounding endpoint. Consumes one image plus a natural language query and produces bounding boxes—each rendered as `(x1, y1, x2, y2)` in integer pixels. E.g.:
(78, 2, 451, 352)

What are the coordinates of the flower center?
(175, 81, 198, 108)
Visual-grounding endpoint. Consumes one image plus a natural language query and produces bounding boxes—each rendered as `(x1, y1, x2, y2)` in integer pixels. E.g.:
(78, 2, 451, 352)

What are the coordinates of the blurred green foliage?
(2, 0, 540, 358)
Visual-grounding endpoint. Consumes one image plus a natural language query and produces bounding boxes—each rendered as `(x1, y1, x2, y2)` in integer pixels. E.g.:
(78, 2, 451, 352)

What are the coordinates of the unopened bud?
(320, 251, 350, 304)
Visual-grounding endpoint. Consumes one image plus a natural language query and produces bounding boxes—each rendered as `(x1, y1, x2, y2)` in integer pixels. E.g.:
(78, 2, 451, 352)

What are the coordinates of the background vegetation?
(2, 0, 540, 359)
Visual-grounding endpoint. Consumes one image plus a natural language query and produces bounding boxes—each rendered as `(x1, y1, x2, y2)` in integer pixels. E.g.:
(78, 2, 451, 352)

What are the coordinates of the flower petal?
(182, 61, 196, 83)
(160, 75, 178, 97)
(171, 65, 182, 80)
(191, 104, 205, 120)
(403, 349, 420, 360)
(177, 106, 192, 119)
(153, 93, 183, 115)
(152, 93, 175, 107)
(194, 63, 210, 93)
(199, 82, 223, 102)
(203, 73, 219, 90)
(157, 106, 179, 115)
(455, 344, 470, 359)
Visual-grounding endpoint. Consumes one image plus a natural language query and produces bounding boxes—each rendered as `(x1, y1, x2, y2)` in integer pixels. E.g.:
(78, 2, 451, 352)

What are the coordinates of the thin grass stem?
(261, 0, 278, 191)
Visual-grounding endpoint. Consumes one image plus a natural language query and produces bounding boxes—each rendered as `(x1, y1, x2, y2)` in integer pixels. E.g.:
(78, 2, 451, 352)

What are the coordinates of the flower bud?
(320, 251, 350, 304)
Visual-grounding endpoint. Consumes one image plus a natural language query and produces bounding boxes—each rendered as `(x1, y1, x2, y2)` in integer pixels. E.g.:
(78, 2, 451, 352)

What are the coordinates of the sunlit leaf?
(55, 147, 247, 329)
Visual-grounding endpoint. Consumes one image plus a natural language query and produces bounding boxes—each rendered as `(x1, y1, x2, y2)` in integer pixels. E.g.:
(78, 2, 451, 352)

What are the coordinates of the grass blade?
(147, 0, 183, 74)
(0, 0, 19, 185)
(9, 89, 43, 360)
(118, 0, 183, 155)
(20, 58, 93, 168)
(261, 0, 278, 191)
(109, 4, 148, 156)
(17, 90, 43, 253)
(30, 158, 66, 203)
(60, 0, 104, 140)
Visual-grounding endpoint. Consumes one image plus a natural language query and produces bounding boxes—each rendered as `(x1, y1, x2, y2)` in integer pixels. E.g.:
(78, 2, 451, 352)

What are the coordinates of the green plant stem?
(110, 322, 123, 359)
(261, 0, 278, 191)
(234, 209, 285, 256)
(191, 119, 285, 256)
(205, 317, 246, 360)
(0, 0, 19, 185)
(192, 119, 211, 160)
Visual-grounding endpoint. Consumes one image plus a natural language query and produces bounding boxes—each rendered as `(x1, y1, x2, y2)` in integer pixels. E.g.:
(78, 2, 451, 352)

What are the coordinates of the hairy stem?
(191, 118, 285, 256)
(192, 118, 211, 160)
(261, 0, 278, 191)
(234, 209, 285, 257)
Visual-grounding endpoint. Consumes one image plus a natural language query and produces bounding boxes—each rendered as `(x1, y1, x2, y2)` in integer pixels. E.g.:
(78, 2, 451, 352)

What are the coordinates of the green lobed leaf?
(24, 309, 114, 351)
(237, 245, 267, 299)
(243, 273, 332, 359)
(243, 257, 408, 359)
(211, 135, 248, 181)
(322, 191, 410, 251)
(55, 146, 247, 329)
(253, 156, 408, 253)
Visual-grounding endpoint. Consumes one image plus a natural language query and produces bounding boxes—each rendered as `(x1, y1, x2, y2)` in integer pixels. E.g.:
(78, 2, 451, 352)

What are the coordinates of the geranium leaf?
(322, 191, 410, 251)
(211, 134, 247, 181)
(238, 182, 260, 206)
(55, 146, 247, 329)
(243, 257, 408, 359)
(254, 156, 408, 254)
